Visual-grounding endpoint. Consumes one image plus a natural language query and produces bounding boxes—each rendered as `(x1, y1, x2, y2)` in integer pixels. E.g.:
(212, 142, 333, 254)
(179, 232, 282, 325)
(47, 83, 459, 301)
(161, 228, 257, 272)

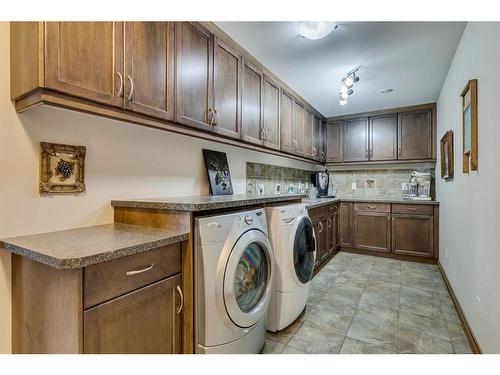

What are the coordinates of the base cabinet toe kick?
(308, 201, 439, 269)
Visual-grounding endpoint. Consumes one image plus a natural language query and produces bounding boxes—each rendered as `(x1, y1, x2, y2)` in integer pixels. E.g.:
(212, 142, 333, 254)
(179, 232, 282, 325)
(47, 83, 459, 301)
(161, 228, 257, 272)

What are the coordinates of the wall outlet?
(352, 182, 357, 190)
(366, 179, 376, 188)
(476, 296, 483, 320)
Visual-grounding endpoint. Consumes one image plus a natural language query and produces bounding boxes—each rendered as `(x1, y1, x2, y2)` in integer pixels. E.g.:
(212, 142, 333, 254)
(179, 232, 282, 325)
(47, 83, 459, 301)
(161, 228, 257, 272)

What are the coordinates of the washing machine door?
(223, 229, 273, 328)
(292, 216, 316, 284)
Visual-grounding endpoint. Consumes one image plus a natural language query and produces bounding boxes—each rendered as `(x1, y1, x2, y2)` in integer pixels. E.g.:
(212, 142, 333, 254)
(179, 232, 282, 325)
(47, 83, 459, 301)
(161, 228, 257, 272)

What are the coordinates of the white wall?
(437, 22, 500, 353)
(0, 22, 316, 353)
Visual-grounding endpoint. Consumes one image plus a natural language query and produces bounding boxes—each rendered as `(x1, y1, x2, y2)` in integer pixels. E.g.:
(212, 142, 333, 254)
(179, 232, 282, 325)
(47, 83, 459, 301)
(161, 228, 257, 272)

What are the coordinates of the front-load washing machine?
(265, 203, 315, 332)
(195, 208, 274, 353)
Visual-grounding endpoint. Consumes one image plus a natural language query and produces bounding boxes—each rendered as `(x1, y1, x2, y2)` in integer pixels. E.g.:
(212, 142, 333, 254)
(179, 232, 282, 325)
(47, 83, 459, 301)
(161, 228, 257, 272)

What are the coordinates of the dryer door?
(224, 229, 273, 328)
(292, 216, 316, 284)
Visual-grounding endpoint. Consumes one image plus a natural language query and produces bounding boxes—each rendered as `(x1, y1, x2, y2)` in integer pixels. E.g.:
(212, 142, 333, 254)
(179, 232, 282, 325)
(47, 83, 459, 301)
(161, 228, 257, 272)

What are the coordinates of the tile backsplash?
(246, 162, 435, 199)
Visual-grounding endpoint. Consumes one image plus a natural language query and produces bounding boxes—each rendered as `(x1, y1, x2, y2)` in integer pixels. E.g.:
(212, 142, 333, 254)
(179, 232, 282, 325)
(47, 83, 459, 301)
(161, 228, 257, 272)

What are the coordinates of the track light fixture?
(338, 67, 361, 106)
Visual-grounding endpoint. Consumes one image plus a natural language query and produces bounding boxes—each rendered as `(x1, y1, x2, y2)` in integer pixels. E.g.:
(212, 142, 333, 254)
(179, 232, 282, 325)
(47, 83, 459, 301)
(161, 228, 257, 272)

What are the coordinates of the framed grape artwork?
(202, 149, 233, 196)
(39, 142, 86, 194)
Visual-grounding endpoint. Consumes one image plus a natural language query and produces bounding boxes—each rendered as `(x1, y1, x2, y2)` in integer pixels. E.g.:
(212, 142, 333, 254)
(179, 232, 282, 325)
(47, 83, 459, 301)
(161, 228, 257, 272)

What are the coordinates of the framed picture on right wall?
(461, 79, 478, 173)
(440, 130, 454, 180)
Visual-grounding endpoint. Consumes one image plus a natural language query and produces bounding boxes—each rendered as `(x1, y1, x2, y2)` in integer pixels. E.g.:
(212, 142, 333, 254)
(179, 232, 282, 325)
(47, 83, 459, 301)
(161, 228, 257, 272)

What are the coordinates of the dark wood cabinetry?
(45, 22, 125, 108)
(84, 275, 182, 354)
(293, 100, 305, 155)
(280, 91, 295, 154)
(304, 110, 314, 158)
(213, 37, 241, 139)
(175, 22, 214, 132)
(398, 110, 432, 160)
(328, 205, 339, 253)
(241, 59, 264, 145)
(343, 117, 369, 162)
(308, 203, 339, 272)
(262, 75, 281, 150)
(369, 114, 398, 161)
(312, 116, 322, 161)
(124, 22, 175, 121)
(353, 203, 391, 253)
(339, 202, 353, 247)
(326, 120, 343, 163)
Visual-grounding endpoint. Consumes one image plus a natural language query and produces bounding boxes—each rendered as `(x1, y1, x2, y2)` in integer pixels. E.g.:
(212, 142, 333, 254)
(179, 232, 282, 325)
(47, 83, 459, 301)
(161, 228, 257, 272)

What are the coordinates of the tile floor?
(263, 252, 472, 354)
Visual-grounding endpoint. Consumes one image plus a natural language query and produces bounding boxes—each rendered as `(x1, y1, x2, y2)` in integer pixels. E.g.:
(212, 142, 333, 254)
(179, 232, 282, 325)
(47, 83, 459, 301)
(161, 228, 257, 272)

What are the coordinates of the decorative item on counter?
(365, 179, 376, 189)
(275, 183, 282, 195)
(39, 142, 86, 194)
(461, 79, 478, 173)
(440, 130, 454, 180)
(202, 149, 233, 196)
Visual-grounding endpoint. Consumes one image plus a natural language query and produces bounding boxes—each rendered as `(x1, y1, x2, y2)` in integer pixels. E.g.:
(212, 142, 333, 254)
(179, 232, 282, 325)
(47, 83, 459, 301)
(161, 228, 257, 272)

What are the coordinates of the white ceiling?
(215, 22, 466, 117)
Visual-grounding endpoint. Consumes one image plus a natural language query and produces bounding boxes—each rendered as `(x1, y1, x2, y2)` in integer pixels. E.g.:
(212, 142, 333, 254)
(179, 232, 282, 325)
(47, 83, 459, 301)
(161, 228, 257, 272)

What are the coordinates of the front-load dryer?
(195, 208, 274, 353)
(265, 203, 315, 332)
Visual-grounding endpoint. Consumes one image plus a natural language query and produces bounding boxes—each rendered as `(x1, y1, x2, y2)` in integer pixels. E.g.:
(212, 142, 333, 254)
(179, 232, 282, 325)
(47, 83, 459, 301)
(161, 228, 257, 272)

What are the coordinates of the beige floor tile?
(304, 304, 353, 337)
(397, 328, 453, 354)
(346, 315, 397, 351)
(398, 310, 449, 341)
(261, 339, 285, 354)
(340, 337, 395, 354)
(400, 286, 442, 319)
(281, 345, 307, 354)
(287, 321, 344, 354)
(355, 300, 398, 325)
(266, 316, 304, 345)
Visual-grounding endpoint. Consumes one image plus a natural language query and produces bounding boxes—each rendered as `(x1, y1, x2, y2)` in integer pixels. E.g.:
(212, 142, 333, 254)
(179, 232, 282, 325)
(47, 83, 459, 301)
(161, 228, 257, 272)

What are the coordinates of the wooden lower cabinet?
(312, 217, 328, 268)
(327, 205, 339, 254)
(353, 210, 391, 253)
(392, 213, 434, 258)
(339, 202, 353, 247)
(84, 274, 182, 354)
(309, 204, 339, 271)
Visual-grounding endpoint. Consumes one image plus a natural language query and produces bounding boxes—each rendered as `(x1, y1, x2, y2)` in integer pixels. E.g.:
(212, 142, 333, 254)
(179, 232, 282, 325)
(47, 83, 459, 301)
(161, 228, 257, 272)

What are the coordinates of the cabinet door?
(241, 59, 263, 145)
(213, 37, 241, 139)
(354, 211, 391, 253)
(175, 22, 214, 132)
(313, 218, 328, 268)
(326, 121, 343, 163)
(280, 91, 295, 154)
(320, 120, 327, 162)
(398, 110, 432, 160)
(339, 203, 353, 247)
(124, 22, 174, 121)
(327, 208, 338, 255)
(304, 110, 314, 158)
(262, 75, 280, 150)
(370, 114, 397, 161)
(84, 275, 182, 354)
(392, 214, 434, 257)
(45, 22, 124, 107)
(293, 101, 305, 155)
(313, 116, 321, 161)
(344, 117, 369, 162)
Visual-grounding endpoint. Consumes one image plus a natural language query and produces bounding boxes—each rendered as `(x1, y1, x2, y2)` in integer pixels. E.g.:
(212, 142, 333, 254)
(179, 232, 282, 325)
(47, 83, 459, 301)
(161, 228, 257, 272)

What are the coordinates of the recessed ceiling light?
(380, 88, 394, 94)
(297, 22, 338, 40)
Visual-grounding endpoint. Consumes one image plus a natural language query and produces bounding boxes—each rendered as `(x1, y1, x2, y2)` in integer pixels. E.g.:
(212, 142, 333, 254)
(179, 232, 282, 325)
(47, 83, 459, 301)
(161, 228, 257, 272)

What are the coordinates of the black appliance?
(311, 170, 334, 198)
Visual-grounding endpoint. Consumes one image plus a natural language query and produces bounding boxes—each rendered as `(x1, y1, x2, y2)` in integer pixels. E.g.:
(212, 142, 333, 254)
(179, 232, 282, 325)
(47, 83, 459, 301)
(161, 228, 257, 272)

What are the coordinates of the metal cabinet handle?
(321, 151, 325, 160)
(127, 75, 134, 101)
(318, 221, 323, 233)
(261, 128, 266, 140)
(126, 264, 155, 276)
(328, 217, 332, 227)
(366, 205, 376, 210)
(406, 207, 417, 211)
(208, 108, 215, 125)
(213, 109, 220, 126)
(398, 147, 402, 157)
(312, 147, 317, 156)
(176, 285, 184, 314)
(116, 72, 123, 98)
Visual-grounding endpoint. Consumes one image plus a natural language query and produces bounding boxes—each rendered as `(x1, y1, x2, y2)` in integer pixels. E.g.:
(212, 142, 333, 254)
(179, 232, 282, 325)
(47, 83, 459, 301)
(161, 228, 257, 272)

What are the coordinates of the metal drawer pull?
(125, 264, 155, 276)
(328, 218, 332, 227)
(366, 205, 376, 210)
(127, 75, 134, 101)
(318, 221, 323, 233)
(406, 207, 417, 211)
(176, 285, 184, 314)
(116, 72, 123, 97)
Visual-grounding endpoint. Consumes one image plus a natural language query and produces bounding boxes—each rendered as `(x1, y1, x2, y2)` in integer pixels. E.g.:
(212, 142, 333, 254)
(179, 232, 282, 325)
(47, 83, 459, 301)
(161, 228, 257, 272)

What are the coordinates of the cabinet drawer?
(354, 203, 391, 213)
(84, 244, 181, 309)
(392, 204, 434, 215)
(308, 204, 329, 220)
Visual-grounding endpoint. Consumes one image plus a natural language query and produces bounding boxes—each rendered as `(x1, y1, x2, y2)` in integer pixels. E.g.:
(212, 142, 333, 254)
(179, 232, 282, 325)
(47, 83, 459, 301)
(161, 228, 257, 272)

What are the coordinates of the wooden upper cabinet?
(84, 275, 182, 354)
(241, 59, 263, 145)
(313, 116, 321, 161)
(262, 75, 280, 150)
(124, 22, 174, 121)
(280, 91, 295, 154)
(45, 22, 124, 107)
(344, 117, 369, 162)
(293, 100, 305, 155)
(370, 114, 397, 161)
(213, 37, 241, 139)
(398, 110, 432, 160)
(326, 121, 343, 163)
(304, 110, 314, 158)
(175, 22, 214, 132)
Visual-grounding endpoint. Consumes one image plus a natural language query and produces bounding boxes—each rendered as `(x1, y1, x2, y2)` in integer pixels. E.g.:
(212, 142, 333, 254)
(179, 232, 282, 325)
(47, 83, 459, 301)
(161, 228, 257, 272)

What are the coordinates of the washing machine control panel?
(244, 215, 254, 225)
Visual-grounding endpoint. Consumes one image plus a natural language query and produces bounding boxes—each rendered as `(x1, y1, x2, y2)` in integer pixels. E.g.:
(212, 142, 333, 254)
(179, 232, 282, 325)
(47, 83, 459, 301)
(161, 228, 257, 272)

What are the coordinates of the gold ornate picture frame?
(440, 130, 454, 180)
(40, 142, 86, 194)
(461, 79, 478, 173)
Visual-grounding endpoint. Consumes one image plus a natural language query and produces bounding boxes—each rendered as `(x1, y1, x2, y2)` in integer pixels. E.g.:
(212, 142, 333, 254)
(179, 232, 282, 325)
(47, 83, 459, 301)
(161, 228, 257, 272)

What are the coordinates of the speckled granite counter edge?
(304, 198, 440, 209)
(111, 194, 306, 211)
(1, 232, 189, 270)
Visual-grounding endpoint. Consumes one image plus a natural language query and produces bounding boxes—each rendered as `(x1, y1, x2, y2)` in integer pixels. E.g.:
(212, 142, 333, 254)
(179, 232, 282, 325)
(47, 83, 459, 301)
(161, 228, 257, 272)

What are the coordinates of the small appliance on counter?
(401, 171, 432, 200)
(310, 169, 335, 198)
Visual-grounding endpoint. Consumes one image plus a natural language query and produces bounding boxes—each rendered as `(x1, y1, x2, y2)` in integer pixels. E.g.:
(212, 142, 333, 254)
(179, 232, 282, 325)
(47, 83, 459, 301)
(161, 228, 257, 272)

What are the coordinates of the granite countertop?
(302, 197, 439, 209)
(0, 223, 189, 270)
(111, 193, 306, 212)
